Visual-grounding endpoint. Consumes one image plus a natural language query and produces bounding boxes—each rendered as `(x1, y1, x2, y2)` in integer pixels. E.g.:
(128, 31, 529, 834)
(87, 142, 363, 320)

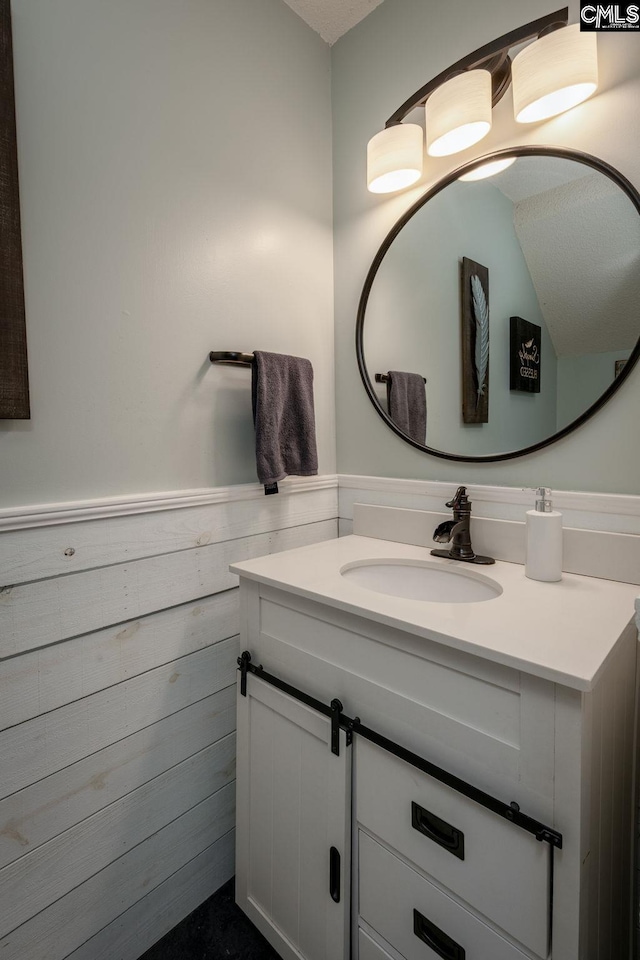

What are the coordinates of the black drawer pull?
(329, 846, 340, 903)
(411, 801, 465, 860)
(413, 909, 465, 960)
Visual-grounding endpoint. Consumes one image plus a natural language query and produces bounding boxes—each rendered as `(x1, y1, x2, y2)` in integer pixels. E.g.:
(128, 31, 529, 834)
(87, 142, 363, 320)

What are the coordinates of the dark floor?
(139, 878, 280, 960)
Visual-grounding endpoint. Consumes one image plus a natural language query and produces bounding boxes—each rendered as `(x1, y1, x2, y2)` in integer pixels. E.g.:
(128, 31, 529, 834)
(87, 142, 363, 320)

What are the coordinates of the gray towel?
(386, 371, 426, 444)
(252, 350, 318, 492)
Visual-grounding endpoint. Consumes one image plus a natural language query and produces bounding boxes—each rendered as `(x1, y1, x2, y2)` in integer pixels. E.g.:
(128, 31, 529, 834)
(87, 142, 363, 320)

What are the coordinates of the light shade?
(367, 124, 423, 194)
(512, 24, 598, 124)
(459, 157, 517, 181)
(426, 70, 492, 157)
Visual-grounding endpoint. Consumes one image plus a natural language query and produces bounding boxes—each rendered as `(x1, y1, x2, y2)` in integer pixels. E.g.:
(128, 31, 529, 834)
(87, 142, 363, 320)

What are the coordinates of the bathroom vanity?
(232, 533, 639, 960)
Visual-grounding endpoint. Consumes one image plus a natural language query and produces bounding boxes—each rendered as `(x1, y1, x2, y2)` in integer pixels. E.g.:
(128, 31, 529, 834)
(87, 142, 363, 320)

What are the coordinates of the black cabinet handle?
(329, 846, 340, 903)
(413, 909, 465, 960)
(411, 801, 465, 860)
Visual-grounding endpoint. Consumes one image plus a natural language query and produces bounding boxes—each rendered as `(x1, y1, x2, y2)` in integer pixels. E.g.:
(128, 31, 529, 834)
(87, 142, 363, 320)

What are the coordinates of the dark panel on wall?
(0, 0, 29, 419)
(461, 257, 489, 424)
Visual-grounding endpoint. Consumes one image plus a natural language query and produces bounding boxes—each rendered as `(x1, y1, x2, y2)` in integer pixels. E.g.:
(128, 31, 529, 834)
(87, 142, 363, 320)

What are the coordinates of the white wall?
(331, 0, 640, 493)
(0, 0, 335, 508)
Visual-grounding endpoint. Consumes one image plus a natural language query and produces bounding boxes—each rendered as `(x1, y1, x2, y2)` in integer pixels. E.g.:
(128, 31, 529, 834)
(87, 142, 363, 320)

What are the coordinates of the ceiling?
(490, 161, 640, 357)
(281, 0, 386, 44)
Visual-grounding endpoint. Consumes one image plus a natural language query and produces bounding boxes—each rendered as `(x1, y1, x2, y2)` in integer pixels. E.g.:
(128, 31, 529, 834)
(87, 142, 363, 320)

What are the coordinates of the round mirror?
(357, 147, 640, 462)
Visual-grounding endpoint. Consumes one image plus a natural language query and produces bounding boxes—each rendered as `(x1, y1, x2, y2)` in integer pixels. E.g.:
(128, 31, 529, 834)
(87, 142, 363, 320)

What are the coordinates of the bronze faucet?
(431, 486, 495, 565)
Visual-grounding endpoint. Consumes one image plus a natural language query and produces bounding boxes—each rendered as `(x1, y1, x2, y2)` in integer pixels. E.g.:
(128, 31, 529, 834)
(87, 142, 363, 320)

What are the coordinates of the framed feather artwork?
(510, 316, 541, 393)
(461, 257, 489, 424)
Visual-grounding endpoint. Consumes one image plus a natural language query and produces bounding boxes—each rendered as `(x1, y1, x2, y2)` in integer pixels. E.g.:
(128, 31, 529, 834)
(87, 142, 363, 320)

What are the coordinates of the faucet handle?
(445, 486, 468, 510)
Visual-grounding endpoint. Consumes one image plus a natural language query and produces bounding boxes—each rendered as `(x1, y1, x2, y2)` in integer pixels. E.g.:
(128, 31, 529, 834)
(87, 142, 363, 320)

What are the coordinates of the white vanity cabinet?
(232, 542, 639, 960)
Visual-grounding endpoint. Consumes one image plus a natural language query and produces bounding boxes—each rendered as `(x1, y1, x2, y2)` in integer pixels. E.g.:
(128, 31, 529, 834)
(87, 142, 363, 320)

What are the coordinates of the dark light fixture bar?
(385, 7, 568, 126)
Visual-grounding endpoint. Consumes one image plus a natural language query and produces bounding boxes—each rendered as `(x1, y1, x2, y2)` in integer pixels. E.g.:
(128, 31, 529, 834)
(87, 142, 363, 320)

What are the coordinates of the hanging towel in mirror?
(387, 371, 427, 444)
(252, 350, 318, 494)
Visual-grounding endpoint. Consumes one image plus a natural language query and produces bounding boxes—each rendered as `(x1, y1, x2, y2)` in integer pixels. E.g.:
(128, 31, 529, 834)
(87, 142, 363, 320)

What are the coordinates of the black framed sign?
(510, 316, 541, 393)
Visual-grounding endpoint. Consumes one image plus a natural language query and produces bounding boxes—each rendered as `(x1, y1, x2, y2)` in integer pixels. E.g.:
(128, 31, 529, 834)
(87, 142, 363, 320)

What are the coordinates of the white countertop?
(230, 535, 640, 692)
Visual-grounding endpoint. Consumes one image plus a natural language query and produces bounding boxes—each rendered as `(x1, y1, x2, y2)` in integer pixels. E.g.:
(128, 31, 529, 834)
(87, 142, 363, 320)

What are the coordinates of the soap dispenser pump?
(525, 487, 563, 582)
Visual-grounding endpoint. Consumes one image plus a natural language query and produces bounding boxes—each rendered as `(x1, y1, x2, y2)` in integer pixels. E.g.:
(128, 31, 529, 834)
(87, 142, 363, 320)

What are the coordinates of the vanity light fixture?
(366, 7, 598, 194)
(367, 122, 423, 194)
(426, 70, 492, 157)
(512, 24, 598, 123)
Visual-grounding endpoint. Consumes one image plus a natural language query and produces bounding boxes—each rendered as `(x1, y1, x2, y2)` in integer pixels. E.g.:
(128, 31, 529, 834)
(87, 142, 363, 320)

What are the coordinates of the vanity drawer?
(359, 831, 532, 960)
(358, 927, 396, 960)
(355, 738, 549, 957)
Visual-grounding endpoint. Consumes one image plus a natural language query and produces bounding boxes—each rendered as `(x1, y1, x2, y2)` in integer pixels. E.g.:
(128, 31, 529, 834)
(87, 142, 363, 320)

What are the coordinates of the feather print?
(471, 274, 489, 402)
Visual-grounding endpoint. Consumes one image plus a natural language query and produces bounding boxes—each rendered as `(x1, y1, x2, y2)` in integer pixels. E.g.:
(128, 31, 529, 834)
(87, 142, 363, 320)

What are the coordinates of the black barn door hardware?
(237, 652, 563, 849)
(352, 718, 562, 848)
(239, 650, 251, 697)
(237, 651, 343, 748)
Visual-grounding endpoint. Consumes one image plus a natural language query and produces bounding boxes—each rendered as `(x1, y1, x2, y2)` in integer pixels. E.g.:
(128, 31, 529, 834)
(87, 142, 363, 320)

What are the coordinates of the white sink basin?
(340, 558, 502, 604)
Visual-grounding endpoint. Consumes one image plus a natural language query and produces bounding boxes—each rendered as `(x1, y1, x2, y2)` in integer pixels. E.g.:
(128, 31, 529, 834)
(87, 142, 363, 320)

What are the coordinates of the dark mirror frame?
(0, 0, 29, 419)
(356, 145, 640, 463)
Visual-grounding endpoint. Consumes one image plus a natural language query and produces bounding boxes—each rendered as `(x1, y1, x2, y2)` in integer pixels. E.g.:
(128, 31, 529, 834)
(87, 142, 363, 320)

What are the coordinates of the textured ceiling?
(509, 171, 640, 356)
(281, 0, 386, 44)
(493, 157, 586, 204)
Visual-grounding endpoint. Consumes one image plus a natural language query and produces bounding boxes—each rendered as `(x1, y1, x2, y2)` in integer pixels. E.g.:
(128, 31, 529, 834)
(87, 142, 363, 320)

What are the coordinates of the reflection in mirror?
(361, 151, 640, 460)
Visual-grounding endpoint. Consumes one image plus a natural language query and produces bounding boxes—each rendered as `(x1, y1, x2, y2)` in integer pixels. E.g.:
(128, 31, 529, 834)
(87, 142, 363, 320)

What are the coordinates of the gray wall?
(557, 349, 632, 431)
(332, 0, 640, 493)
(0, 0, 335, 508)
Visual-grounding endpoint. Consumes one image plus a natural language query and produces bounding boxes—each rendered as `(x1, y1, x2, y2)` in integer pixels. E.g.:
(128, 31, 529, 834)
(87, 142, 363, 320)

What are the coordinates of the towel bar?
(375, 372, 426, 384)
(209, 351, 254, 366)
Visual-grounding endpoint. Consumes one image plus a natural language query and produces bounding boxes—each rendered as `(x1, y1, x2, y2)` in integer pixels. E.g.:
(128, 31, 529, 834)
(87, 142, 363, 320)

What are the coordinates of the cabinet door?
(236, 675, 351, 960)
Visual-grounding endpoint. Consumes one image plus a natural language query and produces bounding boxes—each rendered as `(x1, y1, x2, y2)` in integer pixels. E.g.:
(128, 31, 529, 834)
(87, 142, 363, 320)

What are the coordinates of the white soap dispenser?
(525, 487, 563, 582)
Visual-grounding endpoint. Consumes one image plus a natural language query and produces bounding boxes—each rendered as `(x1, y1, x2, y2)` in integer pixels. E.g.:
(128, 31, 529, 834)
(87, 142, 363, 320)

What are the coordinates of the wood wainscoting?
(0, 477, 338, 960)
